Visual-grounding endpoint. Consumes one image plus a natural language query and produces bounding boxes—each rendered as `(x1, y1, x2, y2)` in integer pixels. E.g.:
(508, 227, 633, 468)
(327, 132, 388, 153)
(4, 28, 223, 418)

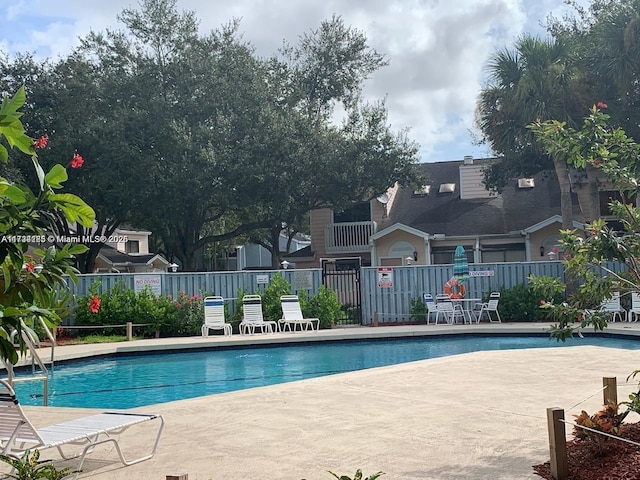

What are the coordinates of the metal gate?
(322, 258, 362, 324)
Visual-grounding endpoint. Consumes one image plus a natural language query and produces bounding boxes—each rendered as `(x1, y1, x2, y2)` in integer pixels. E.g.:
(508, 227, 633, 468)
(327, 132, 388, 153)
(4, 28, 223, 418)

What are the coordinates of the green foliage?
(409, 297, 427, 323)
(527, 104, 640, 341)
(261, 273, 292, 322)
(0, 449, 77, 479)
(305, 286, 342, 329)
(494, 284, 563, 322)
(74, 282, 203, 337)
(326, 469, 384, 480)
(622, 370, 640, 417)
(166, 291, 204, 336)
(0, 87, 94, 363)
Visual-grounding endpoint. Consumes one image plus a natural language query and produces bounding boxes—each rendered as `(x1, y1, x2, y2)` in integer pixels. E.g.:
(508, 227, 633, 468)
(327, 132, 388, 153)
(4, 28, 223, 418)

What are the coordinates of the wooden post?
(126, 322, 133, 341)
(373, 311, 379, 327)
(166, 474, 188, 480)
(547, 407, 568, 480)
(603, 376, 618, 406)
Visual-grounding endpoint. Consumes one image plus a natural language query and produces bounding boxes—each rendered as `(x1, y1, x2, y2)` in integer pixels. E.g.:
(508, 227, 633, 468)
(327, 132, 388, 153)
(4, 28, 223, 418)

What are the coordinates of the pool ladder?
(2, 320, 55, 406)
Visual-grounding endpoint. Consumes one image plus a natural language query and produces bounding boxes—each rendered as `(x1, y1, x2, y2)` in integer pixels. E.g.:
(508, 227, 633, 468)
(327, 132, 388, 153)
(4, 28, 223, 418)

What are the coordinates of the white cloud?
(0, 0, 588, 162)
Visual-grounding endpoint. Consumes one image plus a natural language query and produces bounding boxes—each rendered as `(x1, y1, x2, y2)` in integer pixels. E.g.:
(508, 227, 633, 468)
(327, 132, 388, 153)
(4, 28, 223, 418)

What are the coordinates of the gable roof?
(370, 223, 430, 242)
(97, 245, 169, 267)
(383, 159, 583, 237)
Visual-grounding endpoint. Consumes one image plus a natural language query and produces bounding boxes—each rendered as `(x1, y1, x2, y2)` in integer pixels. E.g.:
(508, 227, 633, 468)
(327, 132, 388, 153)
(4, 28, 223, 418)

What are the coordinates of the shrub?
(0, 449, 77, 479)
(74, 281, 135, 335)
(306, 286, 342, 329)
(410, 297, 428, 323)
(261, 272, 292, 322)
(492, 283, 563, 322)
(327, 469, 384, 480)
(168, 291, 205, 336)
(573, 402, 628, 455)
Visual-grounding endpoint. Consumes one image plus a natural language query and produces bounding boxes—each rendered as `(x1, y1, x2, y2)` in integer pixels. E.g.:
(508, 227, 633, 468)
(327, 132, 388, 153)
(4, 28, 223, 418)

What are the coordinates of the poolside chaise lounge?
(240, 294, 277, 334)
(202, 295, 232, 336)
(279, 295, 320, 332)
(0, 379, 164, 480)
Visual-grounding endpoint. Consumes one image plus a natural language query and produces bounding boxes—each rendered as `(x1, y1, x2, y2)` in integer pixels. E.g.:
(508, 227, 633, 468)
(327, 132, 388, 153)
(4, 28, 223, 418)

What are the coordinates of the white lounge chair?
(202, 296, 232, 336)
(600, 291, 625, 322)
(475, 292, 502, 323)
(629, 291, 640, 322)
(0, 379, 163, 480)
(279, 295, 320, 332)
(240, 295, 277, 334)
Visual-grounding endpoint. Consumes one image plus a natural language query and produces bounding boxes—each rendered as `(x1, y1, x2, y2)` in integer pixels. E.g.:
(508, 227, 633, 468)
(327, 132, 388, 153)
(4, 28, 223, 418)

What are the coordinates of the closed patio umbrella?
(453, 245, 469, 283)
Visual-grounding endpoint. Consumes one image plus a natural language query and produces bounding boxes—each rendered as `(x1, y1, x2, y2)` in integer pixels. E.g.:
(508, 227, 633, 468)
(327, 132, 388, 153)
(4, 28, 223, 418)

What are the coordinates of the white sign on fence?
(294, 271, 313, 290)
(377, 267, 393, 288)
(256, 274, 269, 284)
(470, 270, 495, 277)
(134, 274, 162, 295)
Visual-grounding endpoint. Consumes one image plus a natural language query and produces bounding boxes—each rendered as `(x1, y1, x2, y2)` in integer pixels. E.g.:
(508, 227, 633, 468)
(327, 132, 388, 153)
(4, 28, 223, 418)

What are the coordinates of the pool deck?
(14, 322, 640, 479)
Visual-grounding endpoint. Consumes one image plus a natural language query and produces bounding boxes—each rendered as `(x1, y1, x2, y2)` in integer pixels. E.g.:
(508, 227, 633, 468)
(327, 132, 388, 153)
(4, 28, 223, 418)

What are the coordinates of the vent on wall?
(413, 185, 431, 195)
(439, 183, 456, 193)
(518, 178, 535, 188)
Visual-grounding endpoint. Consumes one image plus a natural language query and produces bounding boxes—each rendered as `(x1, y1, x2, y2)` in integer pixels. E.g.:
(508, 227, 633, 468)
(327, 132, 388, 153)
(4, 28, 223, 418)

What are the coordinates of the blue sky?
(0, 0, 590, 162)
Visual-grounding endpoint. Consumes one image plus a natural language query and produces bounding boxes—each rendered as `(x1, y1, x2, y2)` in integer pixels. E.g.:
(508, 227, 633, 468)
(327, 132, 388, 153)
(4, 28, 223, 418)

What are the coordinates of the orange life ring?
(444, 279, 466, 299)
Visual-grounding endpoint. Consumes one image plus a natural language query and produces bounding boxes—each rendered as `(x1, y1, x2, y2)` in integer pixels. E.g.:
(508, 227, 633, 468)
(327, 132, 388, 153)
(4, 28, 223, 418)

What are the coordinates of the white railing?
(324, 221, 376, 253)
(3, 319, 54, 406)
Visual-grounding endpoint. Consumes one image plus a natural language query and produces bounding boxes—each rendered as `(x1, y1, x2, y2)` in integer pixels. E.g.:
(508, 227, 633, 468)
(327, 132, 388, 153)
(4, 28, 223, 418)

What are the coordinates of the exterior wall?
(309, 208, 332, 255)
(459, 165, 492, 199)
(108, 229, 151, 254)
(529, 223, 565, 260)
(374, 230, 424, 266)
(238, 235, 311, 270)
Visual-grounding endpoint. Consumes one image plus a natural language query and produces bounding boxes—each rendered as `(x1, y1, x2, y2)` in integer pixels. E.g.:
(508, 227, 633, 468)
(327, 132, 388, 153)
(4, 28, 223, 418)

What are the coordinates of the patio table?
(450, 298, 482, 324)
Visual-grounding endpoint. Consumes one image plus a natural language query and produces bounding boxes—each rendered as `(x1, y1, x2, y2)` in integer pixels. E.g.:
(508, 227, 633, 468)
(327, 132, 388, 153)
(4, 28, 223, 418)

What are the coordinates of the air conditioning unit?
(518, 178, 535, 188)
(439, 183, 456, 193)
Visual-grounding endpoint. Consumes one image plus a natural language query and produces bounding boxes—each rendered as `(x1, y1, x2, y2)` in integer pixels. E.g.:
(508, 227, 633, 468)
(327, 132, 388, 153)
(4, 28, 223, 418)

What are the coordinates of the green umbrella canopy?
(453, 245, 469, 283)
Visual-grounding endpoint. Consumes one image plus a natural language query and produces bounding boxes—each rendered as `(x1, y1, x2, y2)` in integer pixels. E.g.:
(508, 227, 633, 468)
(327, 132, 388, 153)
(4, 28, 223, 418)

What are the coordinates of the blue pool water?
(13, 334, 640, 409)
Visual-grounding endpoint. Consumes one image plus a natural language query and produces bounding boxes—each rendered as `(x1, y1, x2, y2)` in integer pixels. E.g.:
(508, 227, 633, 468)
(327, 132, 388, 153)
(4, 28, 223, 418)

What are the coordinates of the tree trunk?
(585, 165, 601, 222)
(270, 226, 282, 269)
(553, 155, 574, 229)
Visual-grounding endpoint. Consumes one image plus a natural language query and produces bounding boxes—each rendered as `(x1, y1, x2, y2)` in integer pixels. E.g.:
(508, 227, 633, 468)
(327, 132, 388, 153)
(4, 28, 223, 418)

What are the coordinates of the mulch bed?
(533, 422, 640, 479)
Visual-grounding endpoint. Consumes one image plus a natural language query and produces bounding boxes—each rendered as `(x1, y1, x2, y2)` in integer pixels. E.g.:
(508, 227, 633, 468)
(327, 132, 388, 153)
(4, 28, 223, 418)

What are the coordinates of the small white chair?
(600, 291, 625, 322)
(424, 294, 438, 325)
(240, 295, 277, 334)
(476, 292, 502, 323)
(279, 295, 320, 332)
(434, 299, 465, 325)
(202, 296, 232, 337)
(629, 291, 640, 322)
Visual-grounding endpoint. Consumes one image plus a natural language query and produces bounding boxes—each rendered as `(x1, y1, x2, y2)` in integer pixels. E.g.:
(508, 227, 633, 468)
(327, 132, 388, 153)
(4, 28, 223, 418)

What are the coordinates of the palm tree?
(476, 35, 592, 228)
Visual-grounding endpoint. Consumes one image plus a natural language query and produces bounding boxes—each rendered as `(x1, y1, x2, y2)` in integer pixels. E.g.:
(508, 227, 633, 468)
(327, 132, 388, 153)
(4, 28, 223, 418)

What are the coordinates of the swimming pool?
(13, 334, 640, 409)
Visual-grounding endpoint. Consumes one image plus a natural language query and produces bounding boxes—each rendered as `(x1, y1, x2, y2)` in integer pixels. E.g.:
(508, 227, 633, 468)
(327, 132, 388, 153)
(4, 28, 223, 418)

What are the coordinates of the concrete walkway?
(13, 323, 640, 479)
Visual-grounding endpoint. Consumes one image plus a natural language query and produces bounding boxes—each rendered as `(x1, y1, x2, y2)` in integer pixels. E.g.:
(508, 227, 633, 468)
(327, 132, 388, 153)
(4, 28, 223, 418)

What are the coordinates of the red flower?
(596, 101, 608, 109)
(594, 159, 602, 168)
(88, 295, 101, 314)
(25, 261, 35, 273)
(539, 299, 546, 305)
(33, 135, 48, 149)
(70, 152, 84, 169)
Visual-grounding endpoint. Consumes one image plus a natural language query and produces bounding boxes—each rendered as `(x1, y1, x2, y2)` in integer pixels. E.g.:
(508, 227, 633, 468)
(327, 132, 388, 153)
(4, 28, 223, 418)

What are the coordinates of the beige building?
(286, 157, 587, 269)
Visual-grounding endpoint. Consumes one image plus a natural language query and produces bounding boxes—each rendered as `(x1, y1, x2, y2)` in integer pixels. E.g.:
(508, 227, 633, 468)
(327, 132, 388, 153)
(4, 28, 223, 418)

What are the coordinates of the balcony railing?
(324, 221, 377, 253)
